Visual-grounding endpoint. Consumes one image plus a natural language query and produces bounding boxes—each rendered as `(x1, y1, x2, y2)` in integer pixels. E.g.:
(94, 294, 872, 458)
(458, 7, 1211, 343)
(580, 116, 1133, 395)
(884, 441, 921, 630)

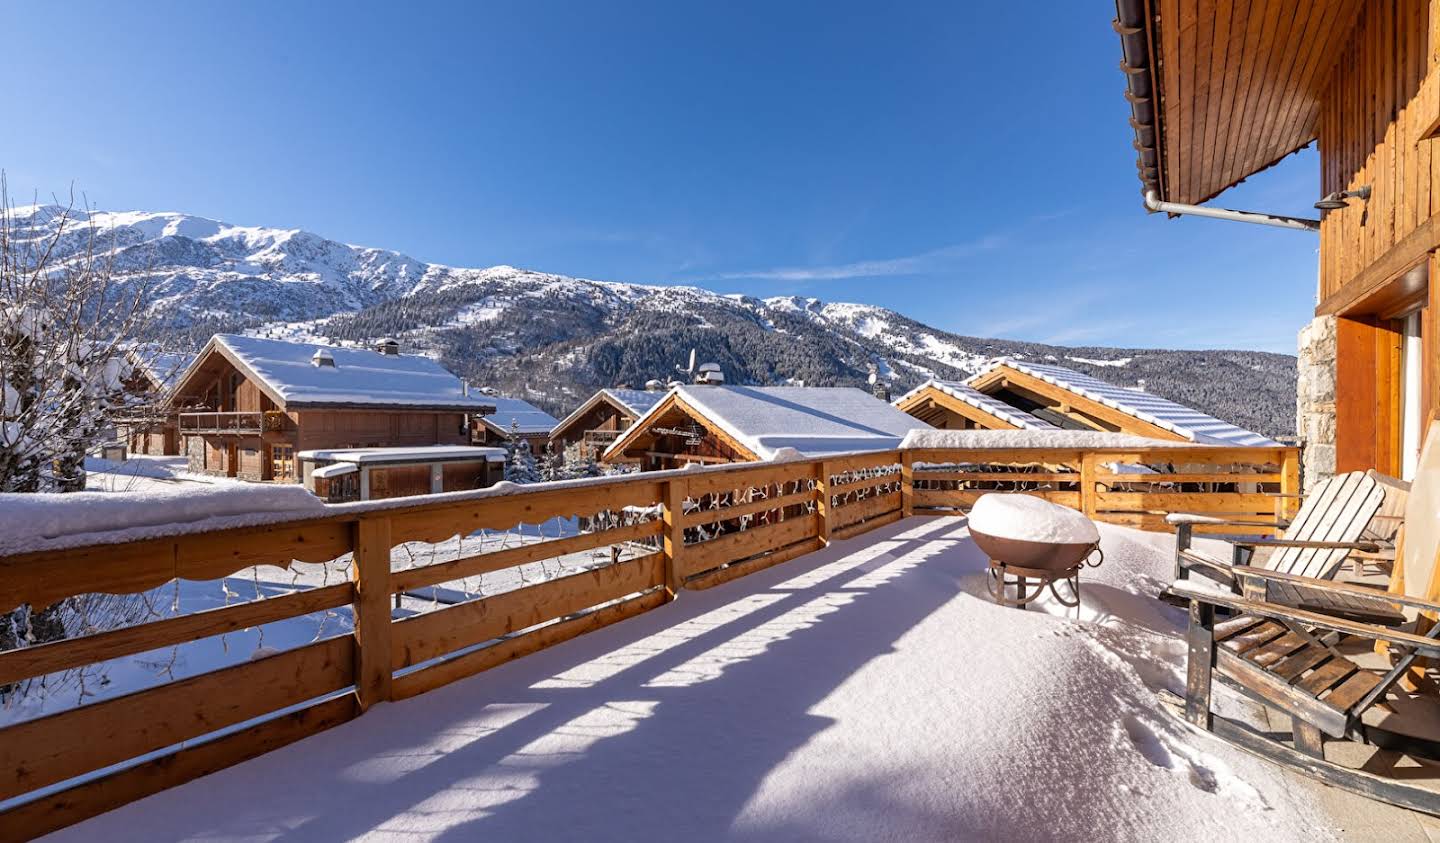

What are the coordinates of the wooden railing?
(178, 411, 286, 434)
(0, 443, 1297, 840)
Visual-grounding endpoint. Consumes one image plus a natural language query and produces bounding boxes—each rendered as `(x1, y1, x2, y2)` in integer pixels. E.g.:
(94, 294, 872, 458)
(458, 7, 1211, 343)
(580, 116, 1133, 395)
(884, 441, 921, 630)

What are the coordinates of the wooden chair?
(1167, 470, 1393, 623)
(1162, 421, 1440, 814)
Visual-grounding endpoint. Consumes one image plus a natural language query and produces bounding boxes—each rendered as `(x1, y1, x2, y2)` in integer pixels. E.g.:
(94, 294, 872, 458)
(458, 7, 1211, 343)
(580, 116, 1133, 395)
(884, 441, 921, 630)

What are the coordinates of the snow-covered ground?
(41, 517, 1384, 841)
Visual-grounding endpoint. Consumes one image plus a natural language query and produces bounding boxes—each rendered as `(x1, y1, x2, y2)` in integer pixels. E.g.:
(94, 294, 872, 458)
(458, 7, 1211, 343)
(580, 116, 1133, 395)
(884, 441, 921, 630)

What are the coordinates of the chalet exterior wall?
(1297, 316, 1338, 489)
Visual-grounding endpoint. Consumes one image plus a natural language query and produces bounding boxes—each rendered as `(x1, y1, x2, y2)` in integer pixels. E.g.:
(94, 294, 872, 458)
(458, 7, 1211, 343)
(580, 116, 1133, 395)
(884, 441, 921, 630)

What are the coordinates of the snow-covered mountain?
(14, 205, 1298, 437)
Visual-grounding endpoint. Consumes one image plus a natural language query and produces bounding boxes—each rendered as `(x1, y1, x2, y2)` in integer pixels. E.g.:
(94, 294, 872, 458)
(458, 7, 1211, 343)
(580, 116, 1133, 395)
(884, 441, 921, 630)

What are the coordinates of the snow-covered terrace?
(44, 516, 1417, 841)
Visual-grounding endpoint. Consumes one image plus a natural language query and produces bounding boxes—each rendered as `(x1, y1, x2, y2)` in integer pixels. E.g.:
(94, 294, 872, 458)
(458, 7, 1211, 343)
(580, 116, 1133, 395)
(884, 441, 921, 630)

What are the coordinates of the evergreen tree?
(504, 421, 541, 483)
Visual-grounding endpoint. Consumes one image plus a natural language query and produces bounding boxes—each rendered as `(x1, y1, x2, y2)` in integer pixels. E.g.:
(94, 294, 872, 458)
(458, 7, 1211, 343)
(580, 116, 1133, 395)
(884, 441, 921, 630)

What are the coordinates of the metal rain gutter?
(1143, 190, 1320, 233)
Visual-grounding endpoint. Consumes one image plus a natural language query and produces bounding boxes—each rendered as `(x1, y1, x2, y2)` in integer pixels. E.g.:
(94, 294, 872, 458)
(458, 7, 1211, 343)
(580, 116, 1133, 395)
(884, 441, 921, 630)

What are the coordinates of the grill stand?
(985, 560, 1083, 610)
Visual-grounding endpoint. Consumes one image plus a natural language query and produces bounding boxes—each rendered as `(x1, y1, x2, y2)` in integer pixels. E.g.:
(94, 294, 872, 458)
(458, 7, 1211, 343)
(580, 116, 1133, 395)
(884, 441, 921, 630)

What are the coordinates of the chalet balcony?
(178, 410, 286, 435)
(18, 439, 1414, 841)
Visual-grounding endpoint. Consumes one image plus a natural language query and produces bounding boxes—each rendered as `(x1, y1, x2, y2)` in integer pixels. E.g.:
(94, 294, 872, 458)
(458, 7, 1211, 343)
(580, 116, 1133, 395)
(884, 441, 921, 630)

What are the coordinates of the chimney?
(376, 338, 400, 356)
(461, 379, 469, 397)
(311, 349, 336, 368)
(695, 363, 724, 385)
(1135, 379, 1147, 392)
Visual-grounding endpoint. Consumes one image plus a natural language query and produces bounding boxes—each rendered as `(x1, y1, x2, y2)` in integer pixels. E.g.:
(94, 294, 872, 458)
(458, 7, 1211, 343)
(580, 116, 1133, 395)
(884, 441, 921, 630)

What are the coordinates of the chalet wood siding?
(370, 465, 432, 500)
(292, 411, 468, 451)
(441, 461, 492, 492)
(236, 438, 269, 481)
(1317, 0, 1437, 306)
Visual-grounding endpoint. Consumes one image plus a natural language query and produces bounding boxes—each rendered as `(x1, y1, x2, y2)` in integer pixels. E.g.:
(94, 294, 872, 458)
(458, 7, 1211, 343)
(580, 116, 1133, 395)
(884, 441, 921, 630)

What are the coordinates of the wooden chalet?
(965, 358, 1279, 447)
(115, 348, 195, 456)
(893, 379, 1058, 432)
(169, 335, 495, 483)
(549, 387, 668, 461)
(1115, 0, 1438, 484)
(603, 384, 928, 470)
(470, 396, 559, 454)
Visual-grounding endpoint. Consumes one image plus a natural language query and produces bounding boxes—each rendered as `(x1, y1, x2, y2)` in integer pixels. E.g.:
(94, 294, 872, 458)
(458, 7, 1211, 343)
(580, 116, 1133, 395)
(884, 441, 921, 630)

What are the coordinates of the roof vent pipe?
(1144, 190, 1319, 233)
(311, 349, 336, 368)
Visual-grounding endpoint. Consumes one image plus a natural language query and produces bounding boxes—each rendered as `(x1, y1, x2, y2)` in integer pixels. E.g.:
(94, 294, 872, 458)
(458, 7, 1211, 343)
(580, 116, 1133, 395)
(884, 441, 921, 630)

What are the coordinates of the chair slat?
(1322, 670, 1385, 712)
(1296, 658, 1357, 695)
(1271, 645, 1332, 682)
(1247, 632, 1308, 667)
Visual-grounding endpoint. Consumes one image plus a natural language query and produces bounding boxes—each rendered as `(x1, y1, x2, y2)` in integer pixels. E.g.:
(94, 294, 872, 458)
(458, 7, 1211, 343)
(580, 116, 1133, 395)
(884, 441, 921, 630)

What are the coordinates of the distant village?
(114, 333, 1278, 504)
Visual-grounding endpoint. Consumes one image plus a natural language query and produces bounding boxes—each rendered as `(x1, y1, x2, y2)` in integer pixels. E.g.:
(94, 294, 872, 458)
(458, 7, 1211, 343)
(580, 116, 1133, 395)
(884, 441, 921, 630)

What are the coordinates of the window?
(272, 444, 296, 481)
(1400, 310, 1424, 480)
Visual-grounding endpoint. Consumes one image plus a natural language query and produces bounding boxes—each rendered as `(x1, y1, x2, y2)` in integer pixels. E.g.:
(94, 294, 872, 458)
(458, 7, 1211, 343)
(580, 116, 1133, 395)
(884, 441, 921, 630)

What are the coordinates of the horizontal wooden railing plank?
(833, 492, 902, 530)
(0, 583, 353, 688)
(1093, 491, 1274, 511)
(390, 521, 662, 593)
(0, 694, 359, 843)
(0, 518, 356, 616)
(680, 488, 817, 529)
(391, 552, 664, 670)
(685, 537, 825, 591)
(825, 451, 902, 473)
(385, 480, 665, 545)
(828, 473, 902, 494)
(392, 589, 669, 701)
(1093, 472, 1282, 484)
(684, 463, 817, 497)
(914, 489, 1081, 509)
(832, 509, 904, 541)
(679, 517, 819, 578)
(913, 471, 1079, 483)
(0, 635, 354, 802)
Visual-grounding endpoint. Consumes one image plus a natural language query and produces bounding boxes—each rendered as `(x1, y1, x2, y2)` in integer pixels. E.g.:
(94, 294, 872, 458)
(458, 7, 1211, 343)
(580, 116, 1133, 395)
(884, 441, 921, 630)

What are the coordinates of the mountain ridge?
(12, 204, 1299, 438)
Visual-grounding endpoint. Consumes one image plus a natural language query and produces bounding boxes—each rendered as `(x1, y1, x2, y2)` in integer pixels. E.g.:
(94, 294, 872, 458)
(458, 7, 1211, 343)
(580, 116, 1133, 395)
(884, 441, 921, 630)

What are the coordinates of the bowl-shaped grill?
(968, 493, 1101, 573)
(970, 530, 1097, 572)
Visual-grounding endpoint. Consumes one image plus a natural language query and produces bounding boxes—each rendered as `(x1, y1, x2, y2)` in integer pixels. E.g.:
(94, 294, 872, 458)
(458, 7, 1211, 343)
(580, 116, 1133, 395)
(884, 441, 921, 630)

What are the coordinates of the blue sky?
(5, 1, 1321, 353)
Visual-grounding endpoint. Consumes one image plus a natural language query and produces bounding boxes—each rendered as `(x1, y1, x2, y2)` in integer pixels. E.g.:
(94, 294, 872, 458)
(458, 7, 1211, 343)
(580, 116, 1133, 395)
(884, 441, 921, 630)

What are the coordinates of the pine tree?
(504, 421, 541, 483)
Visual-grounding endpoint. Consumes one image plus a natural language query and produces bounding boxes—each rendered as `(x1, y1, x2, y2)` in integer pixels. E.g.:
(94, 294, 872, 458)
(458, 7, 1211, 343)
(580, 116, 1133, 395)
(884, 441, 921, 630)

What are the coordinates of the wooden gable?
(894, 384, 1031, 431)
(967, 364, 1188, 441)
(602, 393, 759, 467)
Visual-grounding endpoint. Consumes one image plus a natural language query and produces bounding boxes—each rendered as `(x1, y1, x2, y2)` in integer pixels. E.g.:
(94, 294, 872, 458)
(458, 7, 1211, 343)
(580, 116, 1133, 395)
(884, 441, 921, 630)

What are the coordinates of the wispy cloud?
(695, 234, 1007, 282)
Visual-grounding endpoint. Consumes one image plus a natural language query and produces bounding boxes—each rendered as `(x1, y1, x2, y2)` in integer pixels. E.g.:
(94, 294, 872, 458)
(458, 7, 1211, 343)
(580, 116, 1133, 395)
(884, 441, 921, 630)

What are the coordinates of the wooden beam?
(352, 517, 394, 711)
(663, 479, 685, 598)
(816, 461, 833, 545)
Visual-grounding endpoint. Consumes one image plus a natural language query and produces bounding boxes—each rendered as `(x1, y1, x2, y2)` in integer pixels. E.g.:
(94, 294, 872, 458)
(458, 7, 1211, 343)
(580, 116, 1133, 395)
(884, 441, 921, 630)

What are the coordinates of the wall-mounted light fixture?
(1314, 185, 1372, 211)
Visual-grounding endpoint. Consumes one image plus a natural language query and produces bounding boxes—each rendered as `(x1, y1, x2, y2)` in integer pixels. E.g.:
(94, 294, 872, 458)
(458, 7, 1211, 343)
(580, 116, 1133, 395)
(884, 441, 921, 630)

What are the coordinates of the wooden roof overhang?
(1115, 0, 1364, 206)
(894, 384, 1027, 431)
(969, 364, 1188, 442)
(602, 392, 761, 464)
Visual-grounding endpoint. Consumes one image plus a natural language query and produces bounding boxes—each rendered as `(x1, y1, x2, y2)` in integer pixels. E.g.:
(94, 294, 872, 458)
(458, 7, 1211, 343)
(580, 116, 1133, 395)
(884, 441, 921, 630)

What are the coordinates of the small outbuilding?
(299, 445, 506, 503)
(603, 385, 928, 470)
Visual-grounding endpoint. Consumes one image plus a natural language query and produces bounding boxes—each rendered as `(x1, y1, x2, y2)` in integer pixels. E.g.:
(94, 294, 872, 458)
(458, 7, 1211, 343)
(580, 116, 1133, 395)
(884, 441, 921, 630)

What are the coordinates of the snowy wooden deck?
(0, 443, 1306, 839)
(33, 515, 1408, 841)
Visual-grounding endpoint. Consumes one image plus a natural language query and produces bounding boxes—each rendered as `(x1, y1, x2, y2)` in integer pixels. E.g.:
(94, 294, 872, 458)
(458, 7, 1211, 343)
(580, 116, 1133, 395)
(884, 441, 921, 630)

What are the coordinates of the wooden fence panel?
(390, 552, 664, 670)
(0, 582, 353, 688)
(679, 516, 819, 578)
(0, 636, 353, 802)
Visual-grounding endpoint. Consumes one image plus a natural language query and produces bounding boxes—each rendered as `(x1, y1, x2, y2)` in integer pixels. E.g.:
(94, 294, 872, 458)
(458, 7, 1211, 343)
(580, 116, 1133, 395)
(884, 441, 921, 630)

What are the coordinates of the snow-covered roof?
(894, 380, 1058, 431)
(127, 347, 196, 393)
(311, 462, 359, 479)
(603, 388, 668, 417)
(610, 385, 929, 460)
(298, 445, 507, 464)
(476, 396, 559, 437)
(899, 429, 1209, 451)
(969, 358, 1279, 447)
(551, 387, 668, 437)
(190, 335, 495, 411)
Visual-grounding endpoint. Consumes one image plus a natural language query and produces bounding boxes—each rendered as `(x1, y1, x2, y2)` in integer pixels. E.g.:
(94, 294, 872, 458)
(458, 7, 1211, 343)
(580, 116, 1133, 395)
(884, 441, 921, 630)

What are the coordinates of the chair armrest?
(1229, 537, 1381, 552)
(1167, 580, 1440, 657)
(1180, 560, 1440, 615)
(1165, 512, 1278, 528)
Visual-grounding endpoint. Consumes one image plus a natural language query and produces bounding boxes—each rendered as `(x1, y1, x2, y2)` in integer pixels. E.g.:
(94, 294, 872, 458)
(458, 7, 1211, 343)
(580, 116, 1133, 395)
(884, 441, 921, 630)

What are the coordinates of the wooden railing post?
(1079, 453, 1098, 518)
(900, 450, 914, 518)
(1279, 447, 1301, 526)
(816, 460, 833, 545)
(352, 516, 393, 711)
(662, 479, 686, 597)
